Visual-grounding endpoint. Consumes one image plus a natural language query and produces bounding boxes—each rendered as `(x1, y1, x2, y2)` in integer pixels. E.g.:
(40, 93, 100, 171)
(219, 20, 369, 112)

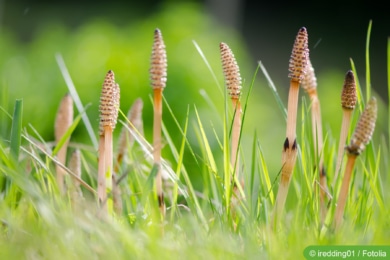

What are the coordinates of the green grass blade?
(257, 141, 274, 204)
(169, 110, 188, 220)
(52, 110, 83, 156)
(10, 99, 23, 160)
(387, 37, 390, 149)
(162, 95, 199, 165)
(192, 40, 223, 96)
(258, 61, 287, 119)
(55, 53, 98, 150)
(350, 58, 364, 112)
(365, 20, 373, 103)
(193, 106, 217, 173)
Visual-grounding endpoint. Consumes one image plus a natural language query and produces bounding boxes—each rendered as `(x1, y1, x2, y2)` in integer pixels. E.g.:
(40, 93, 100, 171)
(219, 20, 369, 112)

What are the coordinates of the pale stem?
(285, 81, 300, 144)
(231, 98, 242, 186)
(97, 135, 107, 212)
(272, 80, 300, 228)
(334, 109, 352, 187)
(104, 126, 113, 190)
(153, 88, 165, 216)
(334, 154, 357, 230)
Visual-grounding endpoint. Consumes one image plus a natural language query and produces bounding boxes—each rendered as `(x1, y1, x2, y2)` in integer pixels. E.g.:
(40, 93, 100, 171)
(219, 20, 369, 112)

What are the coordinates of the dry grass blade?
(334, 70, 357, 186)
(273, 27, 309, 225)
(150, 28, 167, 216)
(54, 93, 74, 195)
(220, 42, 243, 191)
(334, 97, 377, 230)
(301, 58, 329, 222)
(98, 70, 120, 211)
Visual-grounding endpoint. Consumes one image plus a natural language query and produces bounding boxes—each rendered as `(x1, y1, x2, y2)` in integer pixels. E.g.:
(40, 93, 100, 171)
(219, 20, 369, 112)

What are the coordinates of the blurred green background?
(0, 0, 388, 185)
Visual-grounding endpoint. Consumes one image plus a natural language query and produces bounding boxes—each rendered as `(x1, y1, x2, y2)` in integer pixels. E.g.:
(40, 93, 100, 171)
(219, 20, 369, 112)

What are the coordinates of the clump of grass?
(301, 58, 329, 222)
(67, 148, 83, 209)
(334, 96, 377, 230)
(113, 98, 144, 215)
(272, 27, 309, 225)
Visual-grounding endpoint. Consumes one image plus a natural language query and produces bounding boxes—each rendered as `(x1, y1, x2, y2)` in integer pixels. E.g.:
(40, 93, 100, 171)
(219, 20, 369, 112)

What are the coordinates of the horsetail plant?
(334, 96, 377, 230)
(150, 28, 167, 217)
(220, 42, 243, 197)
(97, 70, 120, 213)
(54, 93, 73, 195)
(272, 27, 309, 225)
(301, 58, 329, 222)
(334, 70, 357, 186)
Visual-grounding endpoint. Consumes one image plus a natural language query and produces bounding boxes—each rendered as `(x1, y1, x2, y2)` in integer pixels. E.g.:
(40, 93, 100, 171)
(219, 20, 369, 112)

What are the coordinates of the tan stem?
(271, 80, 300, 227)
(286, 81, 300, 144)
(334, 154, 356, 230)
(231, 98, 242, 187)
(334, 109, 352, 187)
(153, 88, 165, 216)
(310, 95, 323, 160)
(97, 135, 107, 211)
(104, 126, 113, 190)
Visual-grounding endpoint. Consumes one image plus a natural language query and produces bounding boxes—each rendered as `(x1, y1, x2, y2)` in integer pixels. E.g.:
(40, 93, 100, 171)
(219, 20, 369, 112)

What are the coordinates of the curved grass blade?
(55, 53, 98, 150)
(365, 20, 373, 103)
(52, 110, 83, 156)
(349, 58, 364, 113)
(258, 61, 287, 119)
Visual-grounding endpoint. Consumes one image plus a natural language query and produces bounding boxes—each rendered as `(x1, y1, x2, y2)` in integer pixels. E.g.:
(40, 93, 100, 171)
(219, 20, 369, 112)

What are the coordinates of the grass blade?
(365, 20, 373, 103)
(258, 61, 287, 119)
(55, 53, 98, 150)
(10, 99, 23, 160)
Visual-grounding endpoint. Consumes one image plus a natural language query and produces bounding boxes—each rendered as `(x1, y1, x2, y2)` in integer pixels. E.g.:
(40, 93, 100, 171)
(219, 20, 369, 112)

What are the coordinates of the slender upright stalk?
(97, 70, 120, 212)
(301, 59, 328, 222)
(150, 28, 167, 217)
(220, 42, 243, 192)
(334, 97, 377, 230)
(54, 93, 73, 195)
(272, 27, 309, 225)
(334, 70, 357, 187)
